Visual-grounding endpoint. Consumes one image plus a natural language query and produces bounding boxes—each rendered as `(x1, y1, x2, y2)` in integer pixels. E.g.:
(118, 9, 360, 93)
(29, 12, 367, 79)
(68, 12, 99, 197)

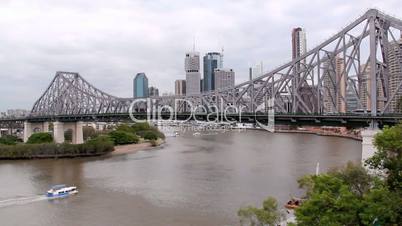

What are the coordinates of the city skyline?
(1, 1, 402, 111)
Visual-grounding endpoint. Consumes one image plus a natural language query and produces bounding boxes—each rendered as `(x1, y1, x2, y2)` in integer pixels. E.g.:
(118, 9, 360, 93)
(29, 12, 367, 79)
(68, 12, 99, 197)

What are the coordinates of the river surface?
(0, 130, 361, 226)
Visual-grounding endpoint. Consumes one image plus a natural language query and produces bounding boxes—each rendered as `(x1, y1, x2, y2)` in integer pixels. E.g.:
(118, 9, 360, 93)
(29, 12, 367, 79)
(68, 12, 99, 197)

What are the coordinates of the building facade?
(346, 80, 358, 112)
(133, 73, 149, 98)
(185, 52, 201, 95)
(291, 27, 307, 87)
(214, 68, 235, 90)
(387, 37, 402, 113)
(335, 57, 347, 113)
(175, 79, 186, 96)
(291, 28, 307, 112)
(149, 86, 159, 97)
(322, 55, 347, 113)
(203, 52, 223, 92)
(358, 64, 385, 112)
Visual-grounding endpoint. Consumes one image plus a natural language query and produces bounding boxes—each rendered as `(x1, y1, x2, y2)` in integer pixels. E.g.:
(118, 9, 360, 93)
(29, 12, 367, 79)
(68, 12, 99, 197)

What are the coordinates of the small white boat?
(193, 132, 201, 136)
(46, 184, 78, 198)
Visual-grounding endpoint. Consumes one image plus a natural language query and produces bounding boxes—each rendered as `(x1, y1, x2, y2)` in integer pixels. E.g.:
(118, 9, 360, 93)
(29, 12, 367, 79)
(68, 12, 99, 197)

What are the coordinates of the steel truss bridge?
(2, 9, 402, 127)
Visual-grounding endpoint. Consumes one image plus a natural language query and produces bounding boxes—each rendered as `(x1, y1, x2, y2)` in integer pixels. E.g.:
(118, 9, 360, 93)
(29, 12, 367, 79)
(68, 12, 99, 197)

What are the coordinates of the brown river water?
(0, 130, 361, 226)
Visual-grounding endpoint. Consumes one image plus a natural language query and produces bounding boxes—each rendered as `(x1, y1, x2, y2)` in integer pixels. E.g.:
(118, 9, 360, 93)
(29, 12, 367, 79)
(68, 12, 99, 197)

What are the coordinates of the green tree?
(131, 122, 150, 132)
(116, 124, 136, 133)
(0, 135, 18, 145)
(108, 131, 139, 145)
(366, 124, 402, 191)
(83, 126, 96, 140)
(27, 132, 53, 144)
(238, 197, 284, 226)
(143, 130, 158, 140)
(360, 186, 401, 225)
(295, 163, 401, 226)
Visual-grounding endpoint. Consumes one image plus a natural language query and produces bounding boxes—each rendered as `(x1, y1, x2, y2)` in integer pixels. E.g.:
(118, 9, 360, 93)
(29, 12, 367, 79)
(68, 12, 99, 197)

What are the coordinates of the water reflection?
(0, 130, 361, 226)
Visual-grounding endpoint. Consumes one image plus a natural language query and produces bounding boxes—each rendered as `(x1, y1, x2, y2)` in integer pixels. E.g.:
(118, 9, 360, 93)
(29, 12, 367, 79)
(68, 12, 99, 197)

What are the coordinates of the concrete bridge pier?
(361, 128, 380, 164)
(53, 121, 84, 144)
(53, 121, 65, 144)
(23, 121, 50, 142)
(63, 121, 84, 144)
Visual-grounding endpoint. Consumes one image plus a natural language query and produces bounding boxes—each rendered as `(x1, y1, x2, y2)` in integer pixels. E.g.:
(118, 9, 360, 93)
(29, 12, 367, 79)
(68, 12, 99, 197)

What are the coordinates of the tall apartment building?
(346, 80, 358, 112)
(133, 73, 149, 98)
(214, 68, 235, 90)
(185, 51, 201, 95)
(175, 79, 186, 96)
(323, 61, 336, 112)
(149, 86, 159, 97)
(322, 56, 346, 113)
(291, 28, 308, 112)
(291, 28, 307, 88)
(358, 64, 385, 112)
(336, 57, 347, 113)
(387, 36, 402, 113)
(203, 52, 223, 91)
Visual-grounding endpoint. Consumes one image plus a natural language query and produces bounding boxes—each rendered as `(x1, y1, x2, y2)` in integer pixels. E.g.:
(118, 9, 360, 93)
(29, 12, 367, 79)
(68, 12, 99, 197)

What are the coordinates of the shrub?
(131, 122, 150, 132)
(27, 132, 53, 144)
(0, 136, 114, 159)
(142, 130, 158, 140)
(150, 140, 158, 147)
(83, 126, 96, 141)
(0, 135, 18, 145)
(149, 126, 165, 139)
(116, 124, 136, 133)
(109, 131, 139, 145)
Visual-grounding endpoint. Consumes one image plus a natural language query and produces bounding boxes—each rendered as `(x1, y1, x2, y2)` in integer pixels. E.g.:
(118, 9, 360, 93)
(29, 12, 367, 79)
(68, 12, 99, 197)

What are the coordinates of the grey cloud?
(0, 0, 401, 111)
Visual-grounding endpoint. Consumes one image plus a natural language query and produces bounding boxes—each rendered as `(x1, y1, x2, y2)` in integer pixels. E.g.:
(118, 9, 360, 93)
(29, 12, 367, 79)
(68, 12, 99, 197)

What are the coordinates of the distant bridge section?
(1, 9, 402, 144)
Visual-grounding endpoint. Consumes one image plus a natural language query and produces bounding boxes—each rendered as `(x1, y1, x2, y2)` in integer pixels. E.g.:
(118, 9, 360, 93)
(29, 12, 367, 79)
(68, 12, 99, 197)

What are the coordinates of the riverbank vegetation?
(104, 122, 165, 145)
(0, 122, 165, 159)
(0, 134, 114, 159)
(239, 123, 402, 226)
(0, 135, 19, 145)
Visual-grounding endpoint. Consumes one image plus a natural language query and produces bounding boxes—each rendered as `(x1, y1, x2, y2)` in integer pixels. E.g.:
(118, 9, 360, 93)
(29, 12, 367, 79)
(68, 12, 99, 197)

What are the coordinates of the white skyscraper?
(185, 51, 201, 95)
(214, 68, 235, 90)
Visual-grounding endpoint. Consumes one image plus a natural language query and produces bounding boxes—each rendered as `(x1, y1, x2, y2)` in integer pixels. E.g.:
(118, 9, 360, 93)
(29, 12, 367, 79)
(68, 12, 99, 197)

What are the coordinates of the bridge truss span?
(29, 9, 402, 118)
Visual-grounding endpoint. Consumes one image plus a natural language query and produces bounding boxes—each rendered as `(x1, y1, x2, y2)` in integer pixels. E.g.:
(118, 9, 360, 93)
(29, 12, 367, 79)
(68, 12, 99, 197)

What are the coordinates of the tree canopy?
(239, 123, 402, 226)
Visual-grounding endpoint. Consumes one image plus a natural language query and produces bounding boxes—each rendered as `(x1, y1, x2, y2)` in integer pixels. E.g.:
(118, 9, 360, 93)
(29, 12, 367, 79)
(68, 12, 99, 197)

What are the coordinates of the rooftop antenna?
(192, 36, 196, 52)
(221, 46, 224, 67)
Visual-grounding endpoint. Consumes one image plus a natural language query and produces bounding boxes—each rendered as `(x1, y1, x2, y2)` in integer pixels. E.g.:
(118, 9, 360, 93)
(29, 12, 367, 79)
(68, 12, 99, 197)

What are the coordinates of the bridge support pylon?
(361, 128, 380, 166)
(23, 121, 50, 142)
(53, 121, 65, 144)
(23, 121, 32, 143)
(54, 121, 84, 144)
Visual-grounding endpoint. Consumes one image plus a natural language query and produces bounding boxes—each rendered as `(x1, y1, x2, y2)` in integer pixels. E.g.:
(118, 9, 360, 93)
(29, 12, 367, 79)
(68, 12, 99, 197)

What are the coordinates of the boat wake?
(0, 195, 47, 208)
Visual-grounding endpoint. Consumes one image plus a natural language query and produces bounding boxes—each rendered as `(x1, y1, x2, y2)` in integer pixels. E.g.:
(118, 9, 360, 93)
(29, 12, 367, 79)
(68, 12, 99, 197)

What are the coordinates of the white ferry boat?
(46, 185, 78, 198)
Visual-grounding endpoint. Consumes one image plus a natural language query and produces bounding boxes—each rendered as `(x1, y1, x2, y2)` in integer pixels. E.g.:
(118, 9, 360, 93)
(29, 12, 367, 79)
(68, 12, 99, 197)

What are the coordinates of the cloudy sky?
(0, 0, 401, 111)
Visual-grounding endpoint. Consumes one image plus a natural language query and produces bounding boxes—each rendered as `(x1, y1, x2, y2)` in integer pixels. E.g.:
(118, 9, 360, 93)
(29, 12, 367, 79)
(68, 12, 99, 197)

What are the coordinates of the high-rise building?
(387, 36, 402, 113)
(336, 56, 347, 113)
(292, 28, 307, 61)
(203, 52, 223, 91)
(346, 80, 358, 112)
(185, 51, 201, 95)
(323, 61, 336, 112)
(291, 28, 307, 112)
(149, 86, 159, 97)
(214, 68, 235, 90)
(322, 55, 347, 113)
(358, 63, 385, 112)
(175, 79, 186, 96)
(133, 73, 149, 98)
